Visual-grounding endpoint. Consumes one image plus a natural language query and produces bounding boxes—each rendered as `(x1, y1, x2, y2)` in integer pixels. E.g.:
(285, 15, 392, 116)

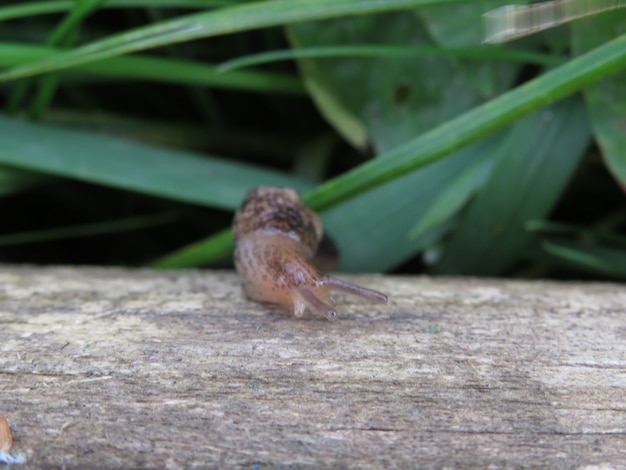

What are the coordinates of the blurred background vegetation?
(1, 0, 625, 279)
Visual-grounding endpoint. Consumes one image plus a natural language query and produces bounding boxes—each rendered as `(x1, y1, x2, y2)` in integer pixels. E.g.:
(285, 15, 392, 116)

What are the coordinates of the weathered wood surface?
(1, 266, 625, 469)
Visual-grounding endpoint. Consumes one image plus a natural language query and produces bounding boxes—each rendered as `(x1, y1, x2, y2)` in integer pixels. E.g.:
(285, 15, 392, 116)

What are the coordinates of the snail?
(0, 416, 12, 454)
(233, 186, 387, 320)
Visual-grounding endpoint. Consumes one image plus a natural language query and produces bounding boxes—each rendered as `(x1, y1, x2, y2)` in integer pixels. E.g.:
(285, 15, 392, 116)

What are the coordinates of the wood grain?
(0, 266, 625, 468)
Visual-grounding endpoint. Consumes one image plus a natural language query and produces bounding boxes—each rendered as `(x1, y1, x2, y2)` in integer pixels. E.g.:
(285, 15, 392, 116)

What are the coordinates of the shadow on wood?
(0, 266, 625, 468)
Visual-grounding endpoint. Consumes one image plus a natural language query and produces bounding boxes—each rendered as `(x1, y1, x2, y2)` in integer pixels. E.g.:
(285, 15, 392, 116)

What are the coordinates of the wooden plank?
(0, 266, 625, 468)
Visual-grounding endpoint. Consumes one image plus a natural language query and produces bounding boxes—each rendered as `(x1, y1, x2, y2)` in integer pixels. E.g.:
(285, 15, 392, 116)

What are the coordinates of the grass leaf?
(217, 44, 563, 72)
(408, 153, 494, 240)
(542, 239, 626, 279)
(149, 228, 232, 267)
(571, 11, 626, 187)
(0, 42, 305, 94)
(0, 0, 243, 22)
(432, 97, 590, 275)
(0, 115, 313, 210)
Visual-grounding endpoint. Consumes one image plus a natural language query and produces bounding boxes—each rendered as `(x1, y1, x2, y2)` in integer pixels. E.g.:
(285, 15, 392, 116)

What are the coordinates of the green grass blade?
(28, 0, 106, 118)
(0, 0, 242, 22)
(408, 153, 494, 239)
(217, 45, 563, 72)
(542, 239, 626, 279)
(149, 228, 232, 267)
(8, 0, 100, 114)
(0, 213, 176, 247)
(527, 219, 626, 244)
(432, 97, 590, 275)
(0, 115, 313, 210)
(0, 42, 304, 94)
(0, 0, 475, 83)
(322, 142, 493, 272)
(572, 11, 626, 187)
(47, 0, 104, 46)
(525, 220, 585, 237)
(0, 1, 75, 21)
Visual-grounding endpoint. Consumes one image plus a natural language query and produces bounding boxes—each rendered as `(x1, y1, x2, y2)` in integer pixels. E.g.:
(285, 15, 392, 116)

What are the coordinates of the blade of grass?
(527, 219, 626, 245)
(542, 239, 626, 279)
(323, 141, 496, 271)
(432, 96, 589, 275)
(525, 220, 587, 237)
(408, 153, 494, 239)
(8, 0, 103, 114)
(29, 0, 107, 118)
(0, 1, 79, 22)
(571, 11, 626, 187)
(0, 42, 305, 94)
(149, 228, 232, 267)
(0, 213, 176, 247)
(47, 0, 104, 45)
(217, 44, 564, 72)
(0, 0, 482, 83)
(0, 115, 314, 210)
(0, 0, 244, 22)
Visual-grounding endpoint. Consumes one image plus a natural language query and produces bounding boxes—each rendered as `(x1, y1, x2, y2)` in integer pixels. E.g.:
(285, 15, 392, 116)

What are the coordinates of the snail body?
(233, 187, 387, 320)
